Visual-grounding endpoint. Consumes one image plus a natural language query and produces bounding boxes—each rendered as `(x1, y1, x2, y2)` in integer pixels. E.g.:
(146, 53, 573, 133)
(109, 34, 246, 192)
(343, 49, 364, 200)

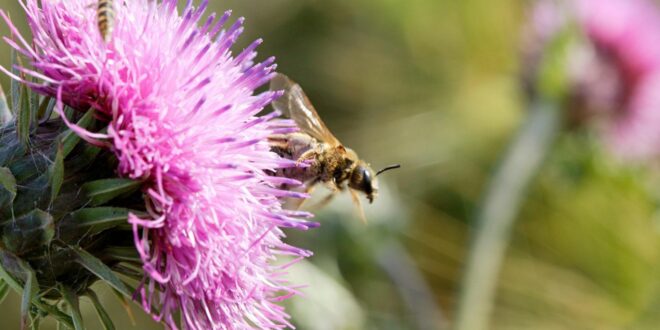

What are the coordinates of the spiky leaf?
(0, 167, 17, 209)
(17, 83, 32, 146)
(0, 84, 11, 124)
(82, 178, 142, 206)
(10, 49, 19, 114)
(0, 128, 24, 166)
(111, 288, 136, 325)
(36, 302, 74, 329)
(104, 246, 141, 263)
(71, 246, 132, 297)
(59, 109, 95, 158)
(86, 290, 115, 330)
(28, 79, 38, 122)
(60, 285, 84, 330)
(67, 207, 130, 233)
(112, 264, 142, 281)
(49, 143, 64, 204)
(0, 252, 73, 327)
(20, 261, 38, 330)
(63, 106, 75, 120)
(0, 251, 23, 291)
(0, 279, 9, 304)
(29, 310, 40, 330)
(36, 96, 55, 123)
(2, 209, 55, 255)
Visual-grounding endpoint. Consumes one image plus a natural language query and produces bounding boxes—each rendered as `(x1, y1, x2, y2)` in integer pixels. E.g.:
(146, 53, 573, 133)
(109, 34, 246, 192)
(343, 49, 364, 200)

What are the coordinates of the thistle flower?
(575, 0, 660, 159)
(523, 0, 660, 159)
(2, 0, 317, 328)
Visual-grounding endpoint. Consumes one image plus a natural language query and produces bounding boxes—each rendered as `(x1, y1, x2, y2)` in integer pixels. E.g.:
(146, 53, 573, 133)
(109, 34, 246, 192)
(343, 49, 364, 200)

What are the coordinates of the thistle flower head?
(575, 0, 660, 158)
(524, 0, 660, 160)
(2, 0, 317, 328)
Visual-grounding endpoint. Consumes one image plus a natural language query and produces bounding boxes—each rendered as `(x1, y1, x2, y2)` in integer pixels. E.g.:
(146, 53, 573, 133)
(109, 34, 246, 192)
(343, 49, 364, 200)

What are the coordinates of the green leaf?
(2, 209, 55, 255)
(0, 167, 17, 208)
(37, 97, 55, 123)
(82, 178, 142, 206)
(37, 302, 73, 329)
(0, 84, 12, 124)
(0, 252, 74, 328)
(0, 279, 9, 304)
(17, 83, 32, 146)
(104, 246, 141, 263)
(28, 79, 38, 122)
(71, 246, 132, 297)
(86, 290, 115, 330)
(68, 207, 129, 233)
(60, 286, 84, 330)
(111, 288, 136, 325)
(10, 49, 19, 114)
(0, 135, 23, 167)
(49, 143, 64, 204)
(29, 312, 40, 330)
(64, 106, 75, 120)
(112, 264, 142, 281)
(0, 251, 23, 291)
(59, 109, 95, 158)
(28, 304, 45, 330)
(20, 262, 38, 330)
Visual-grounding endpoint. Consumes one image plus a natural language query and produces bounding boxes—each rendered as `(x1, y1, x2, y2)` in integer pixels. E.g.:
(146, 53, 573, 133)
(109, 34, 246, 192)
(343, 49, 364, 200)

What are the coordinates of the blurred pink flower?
(525, 0, 660, 159)
(1, 0, 317, 328)
(576, 0, 660, 158)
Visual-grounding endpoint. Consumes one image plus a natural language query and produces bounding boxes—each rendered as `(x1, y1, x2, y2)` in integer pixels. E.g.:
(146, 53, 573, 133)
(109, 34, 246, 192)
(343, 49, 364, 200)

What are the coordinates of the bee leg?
(350, 189, 367, 223)
(295, 149, 319, 167)
(309, 192, 337, 211)
(288, 184, 316, 210)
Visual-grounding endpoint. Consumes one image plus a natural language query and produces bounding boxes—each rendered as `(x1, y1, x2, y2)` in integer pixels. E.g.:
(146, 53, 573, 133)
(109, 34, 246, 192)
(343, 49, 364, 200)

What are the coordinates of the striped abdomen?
(97, 0, 114, 42)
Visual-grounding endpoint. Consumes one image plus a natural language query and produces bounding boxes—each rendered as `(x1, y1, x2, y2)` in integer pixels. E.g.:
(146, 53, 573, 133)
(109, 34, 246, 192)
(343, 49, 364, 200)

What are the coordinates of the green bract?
(0, 67, 144, 329)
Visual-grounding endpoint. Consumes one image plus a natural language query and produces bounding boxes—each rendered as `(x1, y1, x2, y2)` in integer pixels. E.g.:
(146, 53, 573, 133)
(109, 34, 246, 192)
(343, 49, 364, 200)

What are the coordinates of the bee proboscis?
(269, 73, 399, 221)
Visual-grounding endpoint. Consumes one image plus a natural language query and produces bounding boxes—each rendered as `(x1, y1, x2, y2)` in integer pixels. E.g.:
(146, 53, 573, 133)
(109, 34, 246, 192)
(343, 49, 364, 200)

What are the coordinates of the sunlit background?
(3, 0, 660, 329)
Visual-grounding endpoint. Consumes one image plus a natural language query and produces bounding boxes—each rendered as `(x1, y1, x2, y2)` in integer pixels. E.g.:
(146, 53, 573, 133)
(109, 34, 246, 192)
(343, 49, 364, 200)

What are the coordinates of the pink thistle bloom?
(526, 0, 660, 159)
(1, 0, 318, 329)
(575, 0, 660, 158)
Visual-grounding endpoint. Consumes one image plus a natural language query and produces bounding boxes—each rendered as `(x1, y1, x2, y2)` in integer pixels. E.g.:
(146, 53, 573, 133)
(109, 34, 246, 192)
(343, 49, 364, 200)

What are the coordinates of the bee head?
(349, 162, 378, 203)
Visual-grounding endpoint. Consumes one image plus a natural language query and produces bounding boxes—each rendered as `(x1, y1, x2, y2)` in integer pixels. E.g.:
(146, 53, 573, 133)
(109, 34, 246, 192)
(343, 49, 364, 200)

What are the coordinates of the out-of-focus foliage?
(2, 0, 660, 329)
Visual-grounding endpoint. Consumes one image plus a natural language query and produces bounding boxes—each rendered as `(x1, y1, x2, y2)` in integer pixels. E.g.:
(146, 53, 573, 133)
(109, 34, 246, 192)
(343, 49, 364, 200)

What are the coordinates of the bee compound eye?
(361, 168, 373, 195)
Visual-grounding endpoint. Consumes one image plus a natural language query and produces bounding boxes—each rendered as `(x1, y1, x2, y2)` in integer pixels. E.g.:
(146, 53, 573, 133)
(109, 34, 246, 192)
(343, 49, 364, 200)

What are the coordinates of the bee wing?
(270, 73, 342, 147)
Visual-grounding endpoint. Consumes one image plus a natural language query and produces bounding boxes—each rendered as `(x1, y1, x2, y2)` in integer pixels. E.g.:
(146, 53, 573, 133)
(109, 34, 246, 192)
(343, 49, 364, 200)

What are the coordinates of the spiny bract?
(0, 78, 143, 329)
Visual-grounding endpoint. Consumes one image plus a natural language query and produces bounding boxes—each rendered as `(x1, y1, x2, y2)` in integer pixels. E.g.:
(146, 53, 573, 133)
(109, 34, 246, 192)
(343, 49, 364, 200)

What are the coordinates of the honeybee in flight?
(269, 73, 400, 220)
(97, 0, 114, 42)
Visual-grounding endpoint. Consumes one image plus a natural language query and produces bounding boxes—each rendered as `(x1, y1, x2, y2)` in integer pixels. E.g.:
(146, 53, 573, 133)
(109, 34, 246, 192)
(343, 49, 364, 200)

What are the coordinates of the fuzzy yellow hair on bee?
(269, 73, 400, 222)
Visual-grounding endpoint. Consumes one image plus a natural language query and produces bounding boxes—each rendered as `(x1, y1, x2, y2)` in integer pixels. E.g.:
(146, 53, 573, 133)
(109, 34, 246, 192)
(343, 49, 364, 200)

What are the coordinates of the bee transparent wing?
(270, 73, 342, 146)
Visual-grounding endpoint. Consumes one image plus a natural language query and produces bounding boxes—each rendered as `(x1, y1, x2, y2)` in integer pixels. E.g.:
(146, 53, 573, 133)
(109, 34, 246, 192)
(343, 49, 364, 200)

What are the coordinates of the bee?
(268, 73, 400, 220)
(97, 0, 115, 42)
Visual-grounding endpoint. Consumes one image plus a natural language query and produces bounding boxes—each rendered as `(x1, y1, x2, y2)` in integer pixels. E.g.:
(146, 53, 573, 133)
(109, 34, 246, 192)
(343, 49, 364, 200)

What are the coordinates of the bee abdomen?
(97, 0, 115, 42)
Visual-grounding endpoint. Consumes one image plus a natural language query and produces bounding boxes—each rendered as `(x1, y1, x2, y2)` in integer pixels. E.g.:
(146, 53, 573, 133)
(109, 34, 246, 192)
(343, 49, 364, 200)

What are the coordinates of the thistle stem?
(454, 100, 561, 330)
(376, 240, 448, 330)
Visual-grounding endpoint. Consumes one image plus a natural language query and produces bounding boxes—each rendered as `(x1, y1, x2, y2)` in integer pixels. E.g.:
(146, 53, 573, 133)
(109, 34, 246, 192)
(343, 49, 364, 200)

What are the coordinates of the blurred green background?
(3, 0, 660, 329)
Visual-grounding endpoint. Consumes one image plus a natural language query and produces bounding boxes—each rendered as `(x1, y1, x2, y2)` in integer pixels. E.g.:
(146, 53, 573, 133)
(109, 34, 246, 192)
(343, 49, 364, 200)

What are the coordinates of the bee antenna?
(376, 164, 401, 176)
